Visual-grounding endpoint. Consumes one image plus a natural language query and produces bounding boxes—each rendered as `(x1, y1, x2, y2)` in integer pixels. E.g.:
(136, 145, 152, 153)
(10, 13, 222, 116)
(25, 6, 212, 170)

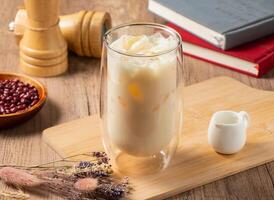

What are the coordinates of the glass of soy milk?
(100, 23, 183, 175)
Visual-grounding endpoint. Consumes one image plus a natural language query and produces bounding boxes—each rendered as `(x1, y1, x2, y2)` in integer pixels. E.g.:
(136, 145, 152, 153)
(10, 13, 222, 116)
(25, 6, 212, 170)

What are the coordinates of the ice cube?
(110, 33, 178, 55)
(149, 32, 165, 44)
(110, 35, 127, 52)
(150, 32, 164, 38)
(150, 39, 167, 53)
(167, 36, 178, 49)
(150, 35, 177, 53)
(122, 35, 142, 50)
(128, 35, 151, 54)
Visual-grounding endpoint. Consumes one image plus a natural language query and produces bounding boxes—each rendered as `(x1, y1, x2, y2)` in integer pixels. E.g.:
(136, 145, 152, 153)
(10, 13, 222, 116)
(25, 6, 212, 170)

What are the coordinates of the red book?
(168, 23, 274, 77)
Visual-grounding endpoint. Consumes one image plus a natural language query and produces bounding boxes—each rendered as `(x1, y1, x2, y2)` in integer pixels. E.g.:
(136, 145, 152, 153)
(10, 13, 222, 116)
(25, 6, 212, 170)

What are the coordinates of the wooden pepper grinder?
(60, 10, 111, 58)
(20, 0, 68, 77)
(11, 9, 111, 58)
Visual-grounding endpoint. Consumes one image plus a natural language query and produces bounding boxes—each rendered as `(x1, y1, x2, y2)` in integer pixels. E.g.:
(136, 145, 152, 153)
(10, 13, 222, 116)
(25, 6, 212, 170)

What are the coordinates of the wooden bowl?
(0, 72, 47, 128)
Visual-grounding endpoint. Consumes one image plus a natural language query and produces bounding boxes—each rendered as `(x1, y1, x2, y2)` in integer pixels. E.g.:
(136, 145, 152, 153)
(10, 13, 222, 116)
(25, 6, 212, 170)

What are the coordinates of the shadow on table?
(0, 98, 61, 136)
(262, 67, 274, 79)
(66, 52, 100, 75)
(24, 188, 51, 199)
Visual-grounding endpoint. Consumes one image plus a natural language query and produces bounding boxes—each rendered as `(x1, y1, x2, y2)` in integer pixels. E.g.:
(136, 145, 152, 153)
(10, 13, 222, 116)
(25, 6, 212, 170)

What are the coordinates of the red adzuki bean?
(0, 79, 39, 115)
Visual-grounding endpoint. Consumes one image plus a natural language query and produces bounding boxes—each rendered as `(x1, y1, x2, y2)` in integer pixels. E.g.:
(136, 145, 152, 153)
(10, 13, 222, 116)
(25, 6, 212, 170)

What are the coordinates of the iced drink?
(106, 33, 179, 156)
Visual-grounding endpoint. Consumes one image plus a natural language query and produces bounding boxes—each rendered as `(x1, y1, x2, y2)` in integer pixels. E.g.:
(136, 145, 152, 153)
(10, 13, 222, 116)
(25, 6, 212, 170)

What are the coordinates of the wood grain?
(43, 77, 274, 200)
(0, 0, 273, 199)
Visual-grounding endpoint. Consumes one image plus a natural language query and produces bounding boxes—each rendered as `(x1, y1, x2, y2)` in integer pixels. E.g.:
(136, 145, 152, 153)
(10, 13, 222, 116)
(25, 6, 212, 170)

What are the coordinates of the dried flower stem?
(0, 153, 103, 170)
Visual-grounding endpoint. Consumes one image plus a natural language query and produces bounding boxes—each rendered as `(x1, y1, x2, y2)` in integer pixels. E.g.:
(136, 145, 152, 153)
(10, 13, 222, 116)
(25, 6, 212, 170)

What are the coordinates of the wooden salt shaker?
(11, 9, 111, 58)
(20, 0, 68, 77)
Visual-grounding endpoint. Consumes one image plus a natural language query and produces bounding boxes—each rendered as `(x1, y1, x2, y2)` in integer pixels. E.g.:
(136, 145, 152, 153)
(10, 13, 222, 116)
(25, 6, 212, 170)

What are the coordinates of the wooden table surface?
(0, 0, 273, 199)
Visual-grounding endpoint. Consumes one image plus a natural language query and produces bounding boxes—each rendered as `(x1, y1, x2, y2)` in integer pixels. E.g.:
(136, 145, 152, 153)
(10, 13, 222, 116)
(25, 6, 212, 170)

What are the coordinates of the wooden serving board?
(43, 76, 274, 200)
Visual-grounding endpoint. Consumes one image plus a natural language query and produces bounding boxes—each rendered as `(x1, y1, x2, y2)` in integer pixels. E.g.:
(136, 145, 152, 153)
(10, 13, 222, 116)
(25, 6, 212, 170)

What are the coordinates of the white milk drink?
(107, 33, 178, 156)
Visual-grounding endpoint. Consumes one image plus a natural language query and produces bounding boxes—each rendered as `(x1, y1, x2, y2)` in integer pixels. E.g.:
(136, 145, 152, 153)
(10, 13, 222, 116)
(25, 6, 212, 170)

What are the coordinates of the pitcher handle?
(238, 111, 250, 128)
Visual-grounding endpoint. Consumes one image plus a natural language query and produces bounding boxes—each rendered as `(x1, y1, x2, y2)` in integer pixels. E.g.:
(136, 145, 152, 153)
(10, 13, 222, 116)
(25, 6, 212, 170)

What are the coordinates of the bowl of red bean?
(0, 72, 46, 128)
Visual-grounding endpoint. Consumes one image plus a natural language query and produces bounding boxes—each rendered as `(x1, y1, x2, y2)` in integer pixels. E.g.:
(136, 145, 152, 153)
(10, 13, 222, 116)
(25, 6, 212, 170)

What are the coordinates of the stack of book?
(148, 0, 274, 77)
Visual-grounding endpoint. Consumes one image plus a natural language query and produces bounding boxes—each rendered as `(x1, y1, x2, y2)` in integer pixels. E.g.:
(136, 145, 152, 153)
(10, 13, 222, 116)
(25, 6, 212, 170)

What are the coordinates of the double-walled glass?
(100, 23, 183, 175)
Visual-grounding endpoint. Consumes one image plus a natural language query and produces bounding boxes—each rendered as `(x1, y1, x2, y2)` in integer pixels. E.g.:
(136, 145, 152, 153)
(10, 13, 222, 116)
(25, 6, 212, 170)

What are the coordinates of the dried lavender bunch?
(0, 151, 132, 200)
(74, 161, 112, 178)
(94, 182, 129, 200)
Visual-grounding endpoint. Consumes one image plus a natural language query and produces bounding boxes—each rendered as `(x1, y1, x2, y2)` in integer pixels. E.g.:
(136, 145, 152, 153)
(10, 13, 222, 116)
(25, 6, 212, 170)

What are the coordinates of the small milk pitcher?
(208, 111, 250, 154)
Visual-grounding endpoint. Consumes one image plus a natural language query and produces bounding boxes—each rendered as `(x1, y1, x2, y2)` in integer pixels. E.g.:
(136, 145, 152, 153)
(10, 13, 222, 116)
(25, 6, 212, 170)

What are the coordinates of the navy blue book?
(148, 0, 274, 50)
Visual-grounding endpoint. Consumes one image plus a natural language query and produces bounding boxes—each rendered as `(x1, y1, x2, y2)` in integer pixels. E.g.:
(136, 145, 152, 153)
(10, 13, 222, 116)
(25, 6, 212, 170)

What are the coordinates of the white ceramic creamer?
(208, 111, 250, 154)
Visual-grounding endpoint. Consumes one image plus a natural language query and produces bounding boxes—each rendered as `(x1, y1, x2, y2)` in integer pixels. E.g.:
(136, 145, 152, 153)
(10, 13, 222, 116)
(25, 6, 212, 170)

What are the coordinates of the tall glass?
(100, 23, 183, 175)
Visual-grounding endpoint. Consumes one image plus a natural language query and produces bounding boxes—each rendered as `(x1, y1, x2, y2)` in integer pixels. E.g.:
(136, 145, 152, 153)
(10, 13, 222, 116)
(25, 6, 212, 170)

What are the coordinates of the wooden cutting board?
(42, 76, 274, 200)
